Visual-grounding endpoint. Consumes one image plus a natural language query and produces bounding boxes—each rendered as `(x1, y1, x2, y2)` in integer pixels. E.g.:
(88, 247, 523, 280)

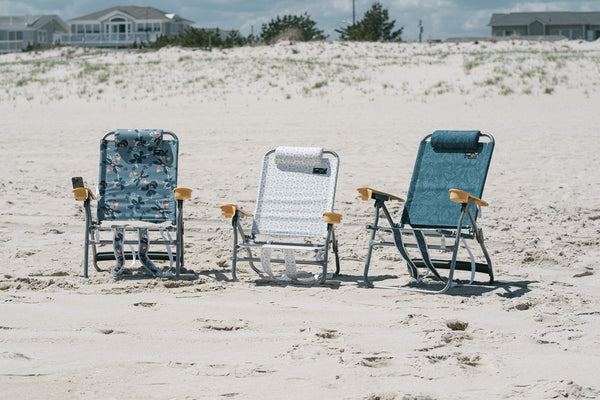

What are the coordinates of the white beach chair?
(220, 146, 342, 284)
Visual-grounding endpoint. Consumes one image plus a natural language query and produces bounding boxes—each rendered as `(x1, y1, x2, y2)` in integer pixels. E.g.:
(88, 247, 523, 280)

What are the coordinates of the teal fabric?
(98, 129, 178, 223)
(430, 130, 481, 152)
(401, 131, 494, 229)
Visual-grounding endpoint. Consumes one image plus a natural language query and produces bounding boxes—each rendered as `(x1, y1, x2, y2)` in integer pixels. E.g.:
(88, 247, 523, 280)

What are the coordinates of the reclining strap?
(413, 230, 445, 282)
(390, 228, 419, 279)
(138, 229, 171, 278)
(110, 227, 125, 275)
(259, 248, 320, 284)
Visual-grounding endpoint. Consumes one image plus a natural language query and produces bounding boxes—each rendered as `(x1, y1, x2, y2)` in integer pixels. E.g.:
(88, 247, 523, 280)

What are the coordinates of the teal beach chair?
(220, 146, 342, 284)
(358, 130, 495, 294)
(72, 129, 191, 278)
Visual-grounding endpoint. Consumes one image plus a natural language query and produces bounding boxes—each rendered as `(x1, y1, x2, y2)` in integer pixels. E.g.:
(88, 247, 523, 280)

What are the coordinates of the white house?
(0, 15, 69, 53)
(489, 12, 600, 41)
(56, 6, 193, 47)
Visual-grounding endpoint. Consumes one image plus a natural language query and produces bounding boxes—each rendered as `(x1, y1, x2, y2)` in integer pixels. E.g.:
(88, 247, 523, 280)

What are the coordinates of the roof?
(0, 15, 38, 29)
(489, 12, 600, 27)
(0, 15, 68, 31)
(69, 6, 193, 24)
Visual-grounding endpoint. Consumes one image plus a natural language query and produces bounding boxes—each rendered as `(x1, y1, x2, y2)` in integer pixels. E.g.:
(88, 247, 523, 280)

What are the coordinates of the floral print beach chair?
(72, 129, 191, 278)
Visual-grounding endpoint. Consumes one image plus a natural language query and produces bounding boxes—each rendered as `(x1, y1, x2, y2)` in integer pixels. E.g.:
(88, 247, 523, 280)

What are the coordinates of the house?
(489, 12, 600, 40)
(55, 6, 193, 47)
(0, 15, 69, 53)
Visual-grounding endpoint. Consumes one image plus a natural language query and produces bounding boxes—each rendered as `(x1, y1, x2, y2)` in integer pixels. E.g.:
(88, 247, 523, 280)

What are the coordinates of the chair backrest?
(401, 130, 494, 229)
(252, 146, 339, 238)
(97, 129, 179, 224)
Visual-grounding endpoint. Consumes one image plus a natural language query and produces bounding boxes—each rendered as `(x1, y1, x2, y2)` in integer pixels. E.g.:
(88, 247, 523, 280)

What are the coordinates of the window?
(8, 31, 23, 41)
(37, 30, 47, 43)
(153, 23, 160, 32)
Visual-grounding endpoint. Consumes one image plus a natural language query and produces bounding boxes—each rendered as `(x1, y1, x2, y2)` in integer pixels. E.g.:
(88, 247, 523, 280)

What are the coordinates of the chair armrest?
(220, 204, 253, 218)
(72, 187, 96, 201)
(323, 212, 342, 224)
(449, 189, 488, 206)
(357, 187, 405, 202)
(174, 187, 192, 201)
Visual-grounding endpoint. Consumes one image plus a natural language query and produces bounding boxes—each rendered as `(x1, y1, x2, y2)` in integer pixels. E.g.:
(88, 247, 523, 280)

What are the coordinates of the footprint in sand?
(359, 355, 393, 368)
(315, 328, 340, 339)
(198, 318, 248, 331)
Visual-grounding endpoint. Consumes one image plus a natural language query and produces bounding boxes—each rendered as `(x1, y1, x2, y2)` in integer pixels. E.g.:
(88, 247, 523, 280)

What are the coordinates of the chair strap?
(390, 227, 419, 280)
(259, 248, 322, 284)
(413, 230, 446, 282)
(110, 227, 125, 276)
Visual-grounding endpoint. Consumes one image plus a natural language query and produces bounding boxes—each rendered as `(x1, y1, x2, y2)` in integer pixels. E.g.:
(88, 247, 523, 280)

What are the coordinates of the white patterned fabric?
(252, 147, 339, 238)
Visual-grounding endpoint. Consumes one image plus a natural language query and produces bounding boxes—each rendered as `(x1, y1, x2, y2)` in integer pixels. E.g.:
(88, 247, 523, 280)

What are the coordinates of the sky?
(2, 0, 600, 41)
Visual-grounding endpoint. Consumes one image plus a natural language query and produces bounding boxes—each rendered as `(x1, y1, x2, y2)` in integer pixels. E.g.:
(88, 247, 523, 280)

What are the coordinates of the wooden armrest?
(220, 204, 253, 218)
(174, 187, 192, 201)
(72, 187, 96, 201)
(323, 212, 342, 224)
(357, 187, 405, 202)
(449, 189, 488, 206)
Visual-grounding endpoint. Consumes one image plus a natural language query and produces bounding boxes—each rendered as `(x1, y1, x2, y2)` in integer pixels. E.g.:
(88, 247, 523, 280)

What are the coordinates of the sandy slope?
(1, 40, 599, 399)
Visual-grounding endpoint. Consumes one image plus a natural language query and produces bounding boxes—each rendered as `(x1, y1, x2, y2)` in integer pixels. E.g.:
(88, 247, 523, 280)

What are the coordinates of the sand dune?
(1, 40, 599, 399)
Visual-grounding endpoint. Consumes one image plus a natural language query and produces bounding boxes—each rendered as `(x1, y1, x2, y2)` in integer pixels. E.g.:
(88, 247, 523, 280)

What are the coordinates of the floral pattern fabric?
(97, 129, 178, 223)
(252, 147, 339, 238)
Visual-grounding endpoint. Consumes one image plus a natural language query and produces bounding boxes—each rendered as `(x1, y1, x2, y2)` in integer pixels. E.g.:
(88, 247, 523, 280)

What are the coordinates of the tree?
(150, 28, 247, 49)
(260, 13, 327, 44)
(336, 2, 403, 42)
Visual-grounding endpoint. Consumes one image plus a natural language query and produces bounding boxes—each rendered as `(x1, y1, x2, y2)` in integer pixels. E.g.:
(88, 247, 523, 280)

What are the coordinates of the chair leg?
(331, 228, 340, 275)
(363, 201, 382, 288)
(320, 225, 333, 284)
(231, 214, 239, 281)
(82, 198, 91, 278)
(176, 199, 184, 277)
(471, 211, 494, 284)
(83, 228, 89, 278)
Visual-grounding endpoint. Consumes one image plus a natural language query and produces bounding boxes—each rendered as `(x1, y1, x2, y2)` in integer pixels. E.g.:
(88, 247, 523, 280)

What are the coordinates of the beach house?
(56, 6, 193, 48)
(489, 12, 600, 40)
(0, 15, 68, 53)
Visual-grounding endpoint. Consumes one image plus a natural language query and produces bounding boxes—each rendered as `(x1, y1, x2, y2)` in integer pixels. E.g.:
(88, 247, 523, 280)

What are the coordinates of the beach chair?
(220, 146, 342, 284)
(358, 130, 494, 294)
(72, 129, 191, 278)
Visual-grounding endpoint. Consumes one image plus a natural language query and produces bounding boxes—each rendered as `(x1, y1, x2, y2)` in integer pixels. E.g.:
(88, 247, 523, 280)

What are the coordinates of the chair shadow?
(344, 273, 537, 297)
(107, 266, 204, 282)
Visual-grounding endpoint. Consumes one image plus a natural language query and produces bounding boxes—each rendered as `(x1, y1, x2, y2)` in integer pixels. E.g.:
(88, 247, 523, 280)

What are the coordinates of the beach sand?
(1, 40, 599, 399)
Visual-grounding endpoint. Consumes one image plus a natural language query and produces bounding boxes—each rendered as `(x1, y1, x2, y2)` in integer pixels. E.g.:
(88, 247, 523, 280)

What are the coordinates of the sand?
(1, 40, 599, 399)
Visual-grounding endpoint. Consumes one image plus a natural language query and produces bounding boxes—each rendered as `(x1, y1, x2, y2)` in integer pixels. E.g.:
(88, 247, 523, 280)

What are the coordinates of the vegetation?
(260, 13, 327, 44)
(150, 27, 246, 49)
(336, 2, 403, 42)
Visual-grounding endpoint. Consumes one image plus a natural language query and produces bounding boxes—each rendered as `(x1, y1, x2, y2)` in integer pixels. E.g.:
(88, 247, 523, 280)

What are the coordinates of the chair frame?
(360, 132, 494, 294)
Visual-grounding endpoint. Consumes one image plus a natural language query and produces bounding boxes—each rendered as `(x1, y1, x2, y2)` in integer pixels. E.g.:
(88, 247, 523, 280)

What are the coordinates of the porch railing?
(54, 32, 159, 47)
